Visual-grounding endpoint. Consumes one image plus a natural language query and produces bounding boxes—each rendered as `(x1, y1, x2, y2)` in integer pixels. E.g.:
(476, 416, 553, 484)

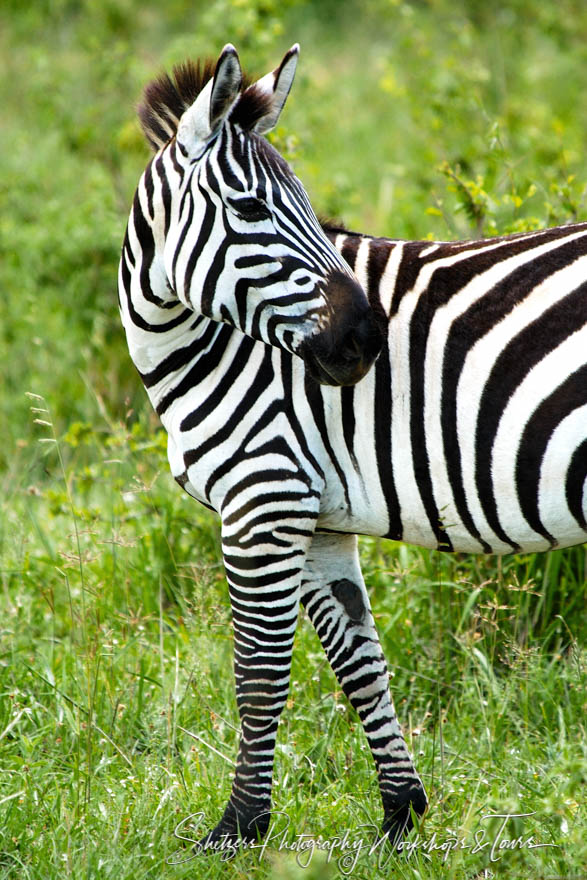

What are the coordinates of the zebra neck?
(137, 316, 249, 420)
(324, 228, 401, 315)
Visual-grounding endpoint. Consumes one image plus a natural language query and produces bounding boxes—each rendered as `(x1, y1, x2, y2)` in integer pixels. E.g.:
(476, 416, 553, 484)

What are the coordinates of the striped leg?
(301, 532, 427, 844)
(200, 500, 318, 847)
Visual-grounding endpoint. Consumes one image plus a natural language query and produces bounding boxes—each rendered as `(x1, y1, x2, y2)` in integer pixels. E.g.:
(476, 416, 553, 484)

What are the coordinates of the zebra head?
(138, 44, 383, 386)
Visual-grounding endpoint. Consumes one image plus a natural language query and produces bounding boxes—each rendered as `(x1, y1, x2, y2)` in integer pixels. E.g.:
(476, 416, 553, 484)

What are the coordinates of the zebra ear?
(176, 44, 242, 157)
(209, 44, 243, 131)
(251, 44, 300, 135)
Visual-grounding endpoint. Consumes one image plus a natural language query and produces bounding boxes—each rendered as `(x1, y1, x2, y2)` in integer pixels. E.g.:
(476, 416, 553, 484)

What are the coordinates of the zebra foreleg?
(198, 506, 316, 852)
(300, 531, 428, 846)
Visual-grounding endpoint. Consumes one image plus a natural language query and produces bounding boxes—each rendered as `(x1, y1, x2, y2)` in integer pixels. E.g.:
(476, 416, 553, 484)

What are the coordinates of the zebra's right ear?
(177, 44, 242, 157)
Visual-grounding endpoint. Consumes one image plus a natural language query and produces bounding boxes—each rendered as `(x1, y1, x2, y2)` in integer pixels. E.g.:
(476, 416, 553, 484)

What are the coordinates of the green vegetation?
(0, 1, 585, 877)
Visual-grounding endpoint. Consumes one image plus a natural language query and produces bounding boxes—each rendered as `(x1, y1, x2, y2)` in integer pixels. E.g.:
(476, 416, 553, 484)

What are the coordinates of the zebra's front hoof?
(196, 802, 271, 858)
(382, 786, 428, 849)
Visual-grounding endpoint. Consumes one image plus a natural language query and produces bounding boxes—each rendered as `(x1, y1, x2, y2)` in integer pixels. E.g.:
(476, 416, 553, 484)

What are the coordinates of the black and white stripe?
(324, 225, 587, 555)
(119, 45, 587, 849)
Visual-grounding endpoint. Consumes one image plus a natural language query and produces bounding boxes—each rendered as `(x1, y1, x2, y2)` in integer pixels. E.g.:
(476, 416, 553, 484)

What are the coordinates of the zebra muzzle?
(301, 271, 384, 386)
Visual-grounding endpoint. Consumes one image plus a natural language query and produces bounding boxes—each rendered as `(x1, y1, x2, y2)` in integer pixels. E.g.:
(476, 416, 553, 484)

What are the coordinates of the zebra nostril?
(341, 312, 380, 362)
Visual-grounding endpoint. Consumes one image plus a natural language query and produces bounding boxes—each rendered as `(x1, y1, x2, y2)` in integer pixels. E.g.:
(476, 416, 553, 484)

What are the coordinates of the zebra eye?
(228, 196, 271, 222)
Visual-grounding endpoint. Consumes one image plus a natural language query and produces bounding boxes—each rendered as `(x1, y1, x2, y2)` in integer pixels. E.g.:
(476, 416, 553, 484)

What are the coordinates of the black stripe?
(367, 239, 395, 294)
(154, 152, 172, 236)
(408, 303, 453, 551)
(144, 162, 155, 219)
(340, 236, 360, 270)
(440, 235, 587, 551)
(516, 364, 587, 543)
(183, 183, 218, 308)
(341, 386, 357, 468)
(390, 228, 587, 317)
(131, 189, 175, 309)
(140, 316, 207, 387)
(420, 225, 587, 272)
(219, 127, 250, 192)
(169, 140, 185, 178)
(155, 322, 231, 415)
(279, 351, 324, 483)
(375, 337, 402, 541)
(222, 506, 317, 547)
(389, 242, 429, 316)
(475, 284, 587, 549)
(226, 566, 301, 589)
(566, 440, 587, 531)
(179, 333, 261, 430)
(119, 229, 191, 334)
(304, 375, 351, 512)
(221, 443, 310, 510)
(234, 254, 276, 269)
(223, 491, 318, 531)
(118, 233, 132, 309)
(171, 182, 195, 289)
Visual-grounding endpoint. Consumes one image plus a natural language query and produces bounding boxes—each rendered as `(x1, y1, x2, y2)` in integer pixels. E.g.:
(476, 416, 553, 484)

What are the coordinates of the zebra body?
(324, 226, 587, 554)
(119, 44, 587, 850)
(155, 224, 587, 554)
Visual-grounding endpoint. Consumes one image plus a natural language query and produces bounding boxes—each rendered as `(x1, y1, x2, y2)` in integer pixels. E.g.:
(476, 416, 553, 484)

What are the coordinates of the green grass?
(1, 411, 585, 878)
(1, 1, 586, 877)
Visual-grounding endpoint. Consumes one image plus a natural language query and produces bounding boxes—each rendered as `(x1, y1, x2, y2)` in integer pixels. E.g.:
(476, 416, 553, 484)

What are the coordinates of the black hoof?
(197, 802, 271, 858)
(382, 786, 428, 849)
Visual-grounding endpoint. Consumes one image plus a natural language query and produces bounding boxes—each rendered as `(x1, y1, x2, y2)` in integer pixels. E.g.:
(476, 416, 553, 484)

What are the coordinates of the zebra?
(118, 43, 587, 851)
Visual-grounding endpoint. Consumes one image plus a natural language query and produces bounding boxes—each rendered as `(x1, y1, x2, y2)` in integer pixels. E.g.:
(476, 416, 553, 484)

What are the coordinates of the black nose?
(301, 272, 384, 386)
(341, 311, 382, 364)
(331, 309, 383, 384)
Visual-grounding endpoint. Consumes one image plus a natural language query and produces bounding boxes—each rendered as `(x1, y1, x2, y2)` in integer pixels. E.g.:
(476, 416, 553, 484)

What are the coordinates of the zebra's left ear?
(251, 44, 300, 135)
(209, 44, 243, 131)
(177, 44, 242, 157)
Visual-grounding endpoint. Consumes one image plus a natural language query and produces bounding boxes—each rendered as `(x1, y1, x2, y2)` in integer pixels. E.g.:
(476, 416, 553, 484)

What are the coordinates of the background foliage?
(0, 1, 585, 878)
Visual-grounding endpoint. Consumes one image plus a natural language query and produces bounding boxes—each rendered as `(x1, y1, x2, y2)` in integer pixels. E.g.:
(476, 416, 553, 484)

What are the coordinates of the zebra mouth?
(300, 269, 384, 386)
(302, 318, 383, 386)
(302, 348, 373, 386)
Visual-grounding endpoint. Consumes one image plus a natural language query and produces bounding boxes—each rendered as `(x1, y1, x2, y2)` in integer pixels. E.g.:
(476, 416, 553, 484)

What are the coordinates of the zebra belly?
(313, 387, 587, 555)
(395, 450, 587, 555)
(165, 431, 214, 508)
(316, 479, 586, 555)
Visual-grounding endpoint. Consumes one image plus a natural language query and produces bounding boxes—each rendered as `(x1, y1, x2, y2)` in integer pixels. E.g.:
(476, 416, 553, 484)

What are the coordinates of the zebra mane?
(138, 59, 271, 151)
(319, 217, 352, 236)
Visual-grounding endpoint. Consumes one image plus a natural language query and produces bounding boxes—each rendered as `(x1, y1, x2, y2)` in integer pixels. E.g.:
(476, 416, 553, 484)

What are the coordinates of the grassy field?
(1, 1, 586, 877)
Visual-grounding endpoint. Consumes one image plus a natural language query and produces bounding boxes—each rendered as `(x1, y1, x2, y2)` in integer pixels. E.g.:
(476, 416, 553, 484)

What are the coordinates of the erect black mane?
(138, 59, 216, 151)
(318, 216, 353, 237)
(228, 85, 272, 133)
(138, 57, 271, 151)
